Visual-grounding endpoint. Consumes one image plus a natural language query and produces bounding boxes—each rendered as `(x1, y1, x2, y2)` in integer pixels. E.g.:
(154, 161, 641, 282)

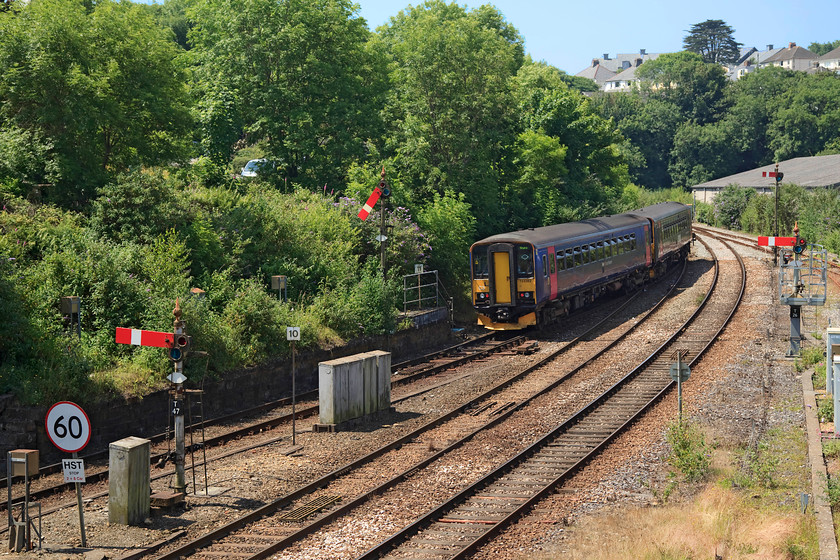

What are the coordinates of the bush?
(89, 171, 188, 245)
(666, 419, 710, 483)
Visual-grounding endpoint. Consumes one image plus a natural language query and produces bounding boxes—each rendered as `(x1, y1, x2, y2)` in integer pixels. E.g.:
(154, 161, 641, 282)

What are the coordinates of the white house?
(762, 42, 818, 71)
(818, 46, 840, 71)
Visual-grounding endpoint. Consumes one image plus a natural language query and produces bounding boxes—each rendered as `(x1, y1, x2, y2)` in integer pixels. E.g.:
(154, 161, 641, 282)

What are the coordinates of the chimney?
(789, 42, 796, 48)
(603, 53, 610, 60)
(592, 59, 598, 67)
(767, 44, 773, 50)
(635, 58, 643, 67)
(640, 49, 646, 56)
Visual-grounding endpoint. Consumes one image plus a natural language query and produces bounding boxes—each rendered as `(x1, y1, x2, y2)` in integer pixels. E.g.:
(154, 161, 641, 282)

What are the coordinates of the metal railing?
(402, 270, 452, 320)
(779, 245, 827, 307)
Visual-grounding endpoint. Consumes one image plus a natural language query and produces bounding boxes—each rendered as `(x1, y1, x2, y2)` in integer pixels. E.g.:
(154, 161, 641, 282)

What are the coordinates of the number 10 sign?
(45, 401, 91, 454)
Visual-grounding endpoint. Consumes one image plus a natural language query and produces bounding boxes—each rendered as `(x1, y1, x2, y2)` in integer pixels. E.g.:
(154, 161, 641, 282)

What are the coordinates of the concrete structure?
(690, 154, 840, 203)
(318, 351, 391, 426)
(108, 436, 150, 526)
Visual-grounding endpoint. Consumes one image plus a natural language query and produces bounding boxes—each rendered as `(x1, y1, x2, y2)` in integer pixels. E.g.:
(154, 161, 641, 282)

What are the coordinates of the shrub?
(666, 419, 710, 483)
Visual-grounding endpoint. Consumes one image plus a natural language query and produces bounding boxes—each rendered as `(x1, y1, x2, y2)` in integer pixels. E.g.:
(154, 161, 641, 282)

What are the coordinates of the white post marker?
(45, 402, 89, 547)
(287, 327, 301, 445)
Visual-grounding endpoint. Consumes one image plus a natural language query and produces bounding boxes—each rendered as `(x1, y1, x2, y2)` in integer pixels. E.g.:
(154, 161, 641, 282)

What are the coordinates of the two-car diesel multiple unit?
(470, 202, 692, 330)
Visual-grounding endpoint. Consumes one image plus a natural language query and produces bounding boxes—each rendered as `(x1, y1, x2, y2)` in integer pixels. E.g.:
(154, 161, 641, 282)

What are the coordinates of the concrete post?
(108, 437, 150, 525)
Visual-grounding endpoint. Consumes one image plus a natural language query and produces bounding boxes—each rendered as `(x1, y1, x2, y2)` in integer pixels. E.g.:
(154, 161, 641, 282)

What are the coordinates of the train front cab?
(471, 242, 538, 330)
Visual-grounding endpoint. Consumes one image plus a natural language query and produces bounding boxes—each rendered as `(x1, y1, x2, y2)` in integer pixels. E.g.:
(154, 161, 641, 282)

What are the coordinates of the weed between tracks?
(530, 422, 816, 559)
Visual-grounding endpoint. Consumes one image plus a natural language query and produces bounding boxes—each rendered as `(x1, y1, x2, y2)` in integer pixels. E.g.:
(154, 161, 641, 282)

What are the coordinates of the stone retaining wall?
(0, 320, 454, 475)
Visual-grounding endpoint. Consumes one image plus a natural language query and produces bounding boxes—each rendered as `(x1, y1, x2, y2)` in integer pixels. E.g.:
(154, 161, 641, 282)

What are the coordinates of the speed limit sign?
(45, 401, 91, 453)
(286, 327, 301, 341)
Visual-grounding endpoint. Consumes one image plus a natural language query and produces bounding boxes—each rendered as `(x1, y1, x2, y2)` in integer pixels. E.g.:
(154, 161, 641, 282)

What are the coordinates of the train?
(470, 202, 693, 330)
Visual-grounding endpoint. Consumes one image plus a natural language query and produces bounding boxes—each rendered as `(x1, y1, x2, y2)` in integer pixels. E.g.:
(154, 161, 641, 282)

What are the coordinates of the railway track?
(351, 234, 744, 560)
(145, 251, 702, 559)
(1, 331, 525, 522)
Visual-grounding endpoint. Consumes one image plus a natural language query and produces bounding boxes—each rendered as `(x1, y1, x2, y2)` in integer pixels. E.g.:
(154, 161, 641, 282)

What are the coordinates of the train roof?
(472, 213, 643, 248)
(625, 201, 691, 222)
(471, 202, 691, 249)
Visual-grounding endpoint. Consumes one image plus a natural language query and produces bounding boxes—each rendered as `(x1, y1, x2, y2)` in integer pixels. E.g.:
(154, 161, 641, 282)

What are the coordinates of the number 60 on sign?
(45, 401, 91, 454)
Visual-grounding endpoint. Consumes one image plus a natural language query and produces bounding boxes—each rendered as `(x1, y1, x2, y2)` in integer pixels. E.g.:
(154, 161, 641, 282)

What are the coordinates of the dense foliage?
(594, 61, 840, 191)
(0, 1, 838, 404)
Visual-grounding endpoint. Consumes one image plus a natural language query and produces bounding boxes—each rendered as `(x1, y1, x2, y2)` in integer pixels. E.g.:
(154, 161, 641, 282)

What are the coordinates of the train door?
(490, 244, 514, 304)
(548, 246, 557, 299)
(643, 224, 652, 266)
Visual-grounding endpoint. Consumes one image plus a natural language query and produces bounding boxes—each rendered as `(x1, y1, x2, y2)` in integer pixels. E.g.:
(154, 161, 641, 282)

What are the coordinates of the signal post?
(169, 299, 190, 495)
(758, 223, 827, 357)
(115, 299, 190, 498)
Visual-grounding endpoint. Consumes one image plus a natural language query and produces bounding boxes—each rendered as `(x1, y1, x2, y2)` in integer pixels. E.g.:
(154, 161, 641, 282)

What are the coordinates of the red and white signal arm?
(357, 186, 382, 221)
(757, 236, 796, 247)
(45, 401, 91, 454)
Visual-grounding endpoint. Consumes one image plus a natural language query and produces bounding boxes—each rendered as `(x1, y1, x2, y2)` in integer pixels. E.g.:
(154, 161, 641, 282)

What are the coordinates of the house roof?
(820, 46, 840, 60)
(691, 154, 840, 190)
(763, 43, 818, 63)
(580, 52, 659, 74)
(575, 64, 616, 85)
(606, 65, 640, 83)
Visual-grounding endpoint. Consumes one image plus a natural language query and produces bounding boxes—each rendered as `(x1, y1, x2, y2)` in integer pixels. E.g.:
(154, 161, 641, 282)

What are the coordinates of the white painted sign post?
(287, 327, 300, 444)
(45, 401, 90, 547)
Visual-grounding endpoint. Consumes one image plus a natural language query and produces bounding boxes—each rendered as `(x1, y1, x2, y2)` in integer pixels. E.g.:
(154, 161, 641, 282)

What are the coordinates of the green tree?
(714, 184, 754, 229)
(683, 19, 742, 64)
(669, 120, 738, 188)
(0, 0, 191, 206)
(513, 60, 627, 226)
(767, 73, 840, 161)
(592, 92, 682, 190)
(188, 0, 384, 190)
(636, 51, 729, 125)
(375, 0, 522, 236)
(416, 191, 476, 291)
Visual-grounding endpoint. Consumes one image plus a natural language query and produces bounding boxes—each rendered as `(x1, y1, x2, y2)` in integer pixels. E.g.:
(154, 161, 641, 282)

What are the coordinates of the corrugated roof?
(691, 154, 840, 189)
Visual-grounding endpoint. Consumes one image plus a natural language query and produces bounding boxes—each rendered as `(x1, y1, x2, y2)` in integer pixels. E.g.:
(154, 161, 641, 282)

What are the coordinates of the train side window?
(472, 251, 489, 278)
(565, 249, 574, 269)
(616, 237, 623, 255)
(573, 247, 582, 267)
(542, 254, 548, 277)
(630, 233, 636, 251)
(582, 244, 590, 264)
(557, 253, 565, 271)
(597, 241, 604, 260)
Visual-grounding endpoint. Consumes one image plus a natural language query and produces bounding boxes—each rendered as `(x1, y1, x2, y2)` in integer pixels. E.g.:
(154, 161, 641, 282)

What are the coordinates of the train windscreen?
(472, 249, 489, 278)
(516, 245, 534, 277)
